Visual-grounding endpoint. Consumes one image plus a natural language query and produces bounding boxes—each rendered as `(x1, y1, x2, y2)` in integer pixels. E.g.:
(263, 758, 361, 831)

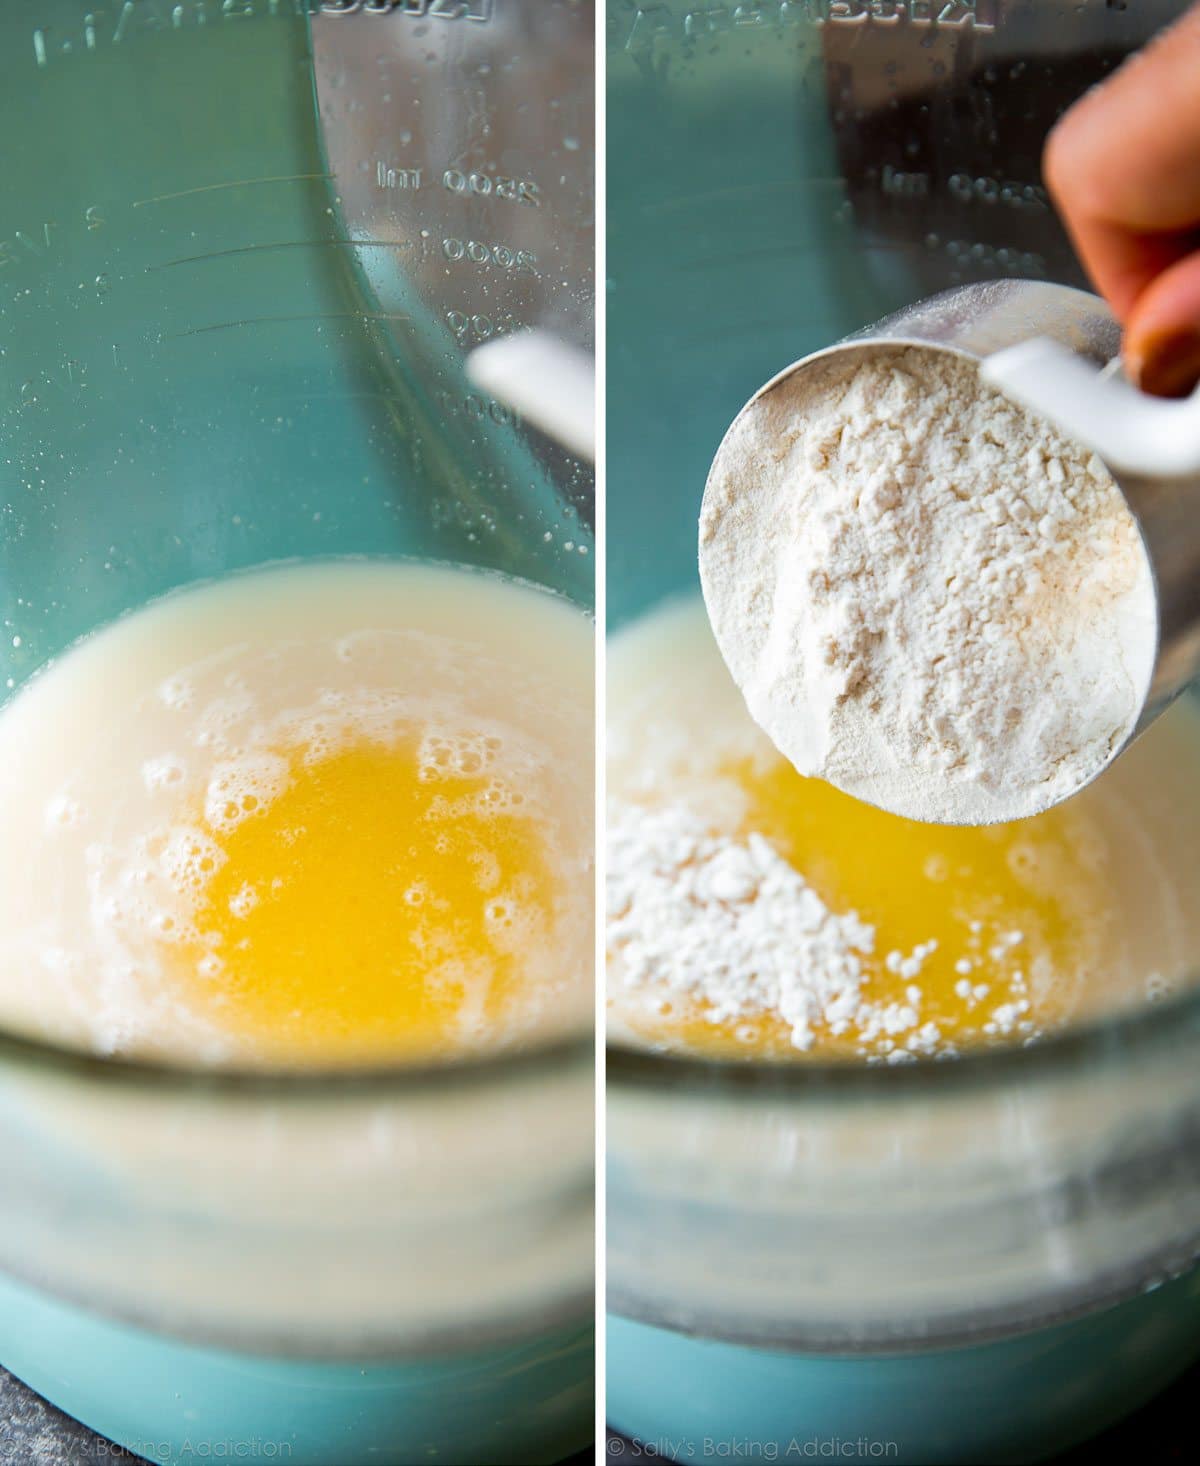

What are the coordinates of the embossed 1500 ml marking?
(446, 309, 519, 345)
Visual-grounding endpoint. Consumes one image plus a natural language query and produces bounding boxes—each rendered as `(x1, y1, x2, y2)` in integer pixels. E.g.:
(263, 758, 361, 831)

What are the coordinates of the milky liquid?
(0, 561, 593, 1069)
(608, 598, 1200, 1060)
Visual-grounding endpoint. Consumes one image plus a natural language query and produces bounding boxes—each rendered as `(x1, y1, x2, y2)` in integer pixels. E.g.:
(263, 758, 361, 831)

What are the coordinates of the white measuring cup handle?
(981, 337, 1200, 479)
(467, 331, 596, 464)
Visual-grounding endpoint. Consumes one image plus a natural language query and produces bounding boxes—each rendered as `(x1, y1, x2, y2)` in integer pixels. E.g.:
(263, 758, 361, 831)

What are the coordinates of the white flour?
(608, 801, 872, 1052)
(699, 346, 1157, 824)
(608, 598, 1200, 1062)
(607, 799, 1030, 1058)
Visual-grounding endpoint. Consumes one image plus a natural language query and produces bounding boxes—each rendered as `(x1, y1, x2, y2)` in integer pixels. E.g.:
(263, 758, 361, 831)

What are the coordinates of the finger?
(1124, 245, 1200, 397)
(1045, 5, 1200, 230)
(1043, 5, 1200, 316)
(1051, 214, 1195, 324)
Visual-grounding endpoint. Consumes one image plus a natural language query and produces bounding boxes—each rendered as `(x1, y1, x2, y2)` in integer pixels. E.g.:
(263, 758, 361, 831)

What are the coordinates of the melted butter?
(607, 596, 1200, 1064)
(176, 737, 558, 1065)
(623, 753, 1103, 1061)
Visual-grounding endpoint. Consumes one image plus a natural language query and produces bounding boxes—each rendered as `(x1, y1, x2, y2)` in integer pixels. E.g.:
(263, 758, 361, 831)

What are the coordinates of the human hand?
(1044, 3, 1200, 397)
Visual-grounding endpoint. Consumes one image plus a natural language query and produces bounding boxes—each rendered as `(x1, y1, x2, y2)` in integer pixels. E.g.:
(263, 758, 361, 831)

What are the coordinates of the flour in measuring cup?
(699, 346, 1157, 824)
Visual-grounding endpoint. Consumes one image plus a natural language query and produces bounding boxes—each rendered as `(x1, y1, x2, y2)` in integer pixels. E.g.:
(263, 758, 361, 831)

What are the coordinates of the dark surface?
(0, 1368, 137, 1463)
(606, 1360, 1200, 1462)
(0, 1366, 592, 1465)
(6, 1352, 1197, 1464)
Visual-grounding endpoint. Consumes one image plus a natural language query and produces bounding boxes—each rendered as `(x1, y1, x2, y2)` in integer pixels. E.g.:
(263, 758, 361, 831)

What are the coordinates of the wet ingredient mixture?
(0, 561, 593, 1068)
(608, 599, 1200, 1062)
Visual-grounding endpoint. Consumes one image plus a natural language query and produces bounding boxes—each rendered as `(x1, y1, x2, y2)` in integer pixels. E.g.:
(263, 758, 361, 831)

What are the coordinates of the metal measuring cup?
(702, 279, 1200, 823)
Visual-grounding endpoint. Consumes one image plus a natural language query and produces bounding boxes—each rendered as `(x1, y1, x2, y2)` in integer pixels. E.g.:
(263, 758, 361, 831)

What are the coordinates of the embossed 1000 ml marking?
(436, 390, 518, 427)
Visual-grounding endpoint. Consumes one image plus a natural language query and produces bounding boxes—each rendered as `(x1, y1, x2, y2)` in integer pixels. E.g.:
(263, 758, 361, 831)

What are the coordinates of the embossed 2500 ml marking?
(619, 0, 995, 53)
(442, 170, 540, 208)
(321, 0, 492, 19)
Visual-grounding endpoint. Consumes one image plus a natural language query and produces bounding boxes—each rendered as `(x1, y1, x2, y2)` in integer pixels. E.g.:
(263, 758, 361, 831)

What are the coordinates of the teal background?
(0, 0, 590, 692)
(606, 2, 895, 626)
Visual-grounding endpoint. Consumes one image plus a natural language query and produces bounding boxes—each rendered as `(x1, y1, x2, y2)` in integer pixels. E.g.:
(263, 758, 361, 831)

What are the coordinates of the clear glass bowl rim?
(0, 1021, 592, 1096)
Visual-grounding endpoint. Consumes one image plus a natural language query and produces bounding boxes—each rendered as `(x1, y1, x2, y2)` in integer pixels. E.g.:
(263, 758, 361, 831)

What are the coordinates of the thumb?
(1124, 248, 1200, 398)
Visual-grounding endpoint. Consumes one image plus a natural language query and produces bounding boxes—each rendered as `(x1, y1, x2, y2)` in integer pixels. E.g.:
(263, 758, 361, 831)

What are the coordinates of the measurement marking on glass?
(131, 175, 336, 209)
(167, 312, 411, 340)
(151, 239, 411, 270)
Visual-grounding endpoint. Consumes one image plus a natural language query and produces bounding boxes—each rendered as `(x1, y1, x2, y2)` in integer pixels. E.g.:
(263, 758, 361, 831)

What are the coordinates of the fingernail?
(1126, 328, 1200, 399)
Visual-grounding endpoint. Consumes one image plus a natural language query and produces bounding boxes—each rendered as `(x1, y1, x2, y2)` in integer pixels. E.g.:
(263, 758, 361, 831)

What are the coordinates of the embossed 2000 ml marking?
(442, 238, 538, 275)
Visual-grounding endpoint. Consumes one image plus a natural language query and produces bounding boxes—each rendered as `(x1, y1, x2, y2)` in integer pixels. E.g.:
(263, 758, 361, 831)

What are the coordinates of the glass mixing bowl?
(606, 1, 1200, 1459)
(0, 4, 594, 1462)
(608, 998, 1200, 1461)
(0, 1035, 593, 1463)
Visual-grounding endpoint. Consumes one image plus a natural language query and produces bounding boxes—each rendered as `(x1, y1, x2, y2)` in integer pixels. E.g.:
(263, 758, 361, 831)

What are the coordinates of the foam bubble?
(143, 754, 187, 795)
(193, 692, 257, 756)
(474, 780, 526, 816)
(484, 897, 515, 929)
(160, 825, 227, 898)
(45, 795, 85, 832)
(159, 675, 194, 710)
(204, 753, 290, 833)
(483, 892, 543, 957)
(1007, 843, 1043, 882)
(417, 727, 503, 783)
(199, 693, 255, 731)
(228, 883, 259, 919)
(470, 849, 501, 892)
